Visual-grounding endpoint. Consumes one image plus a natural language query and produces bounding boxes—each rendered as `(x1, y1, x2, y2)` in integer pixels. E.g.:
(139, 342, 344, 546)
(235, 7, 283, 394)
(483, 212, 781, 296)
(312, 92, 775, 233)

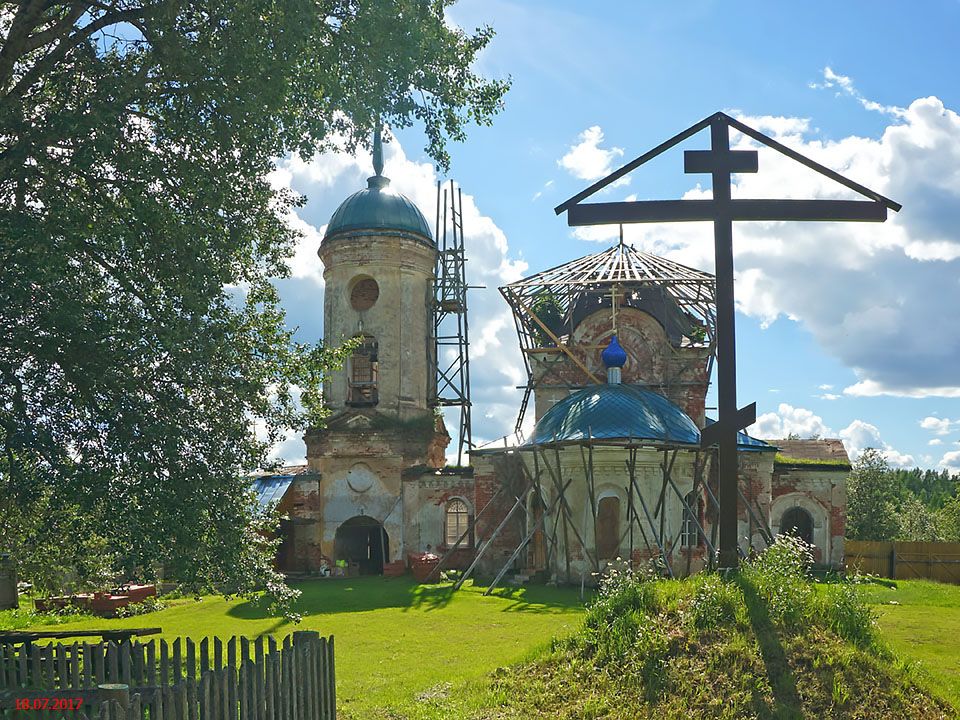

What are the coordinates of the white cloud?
(818, 384, 834, 391)
(940, 450, 960, 470)
(844, 380, 960, 398)
(617, 93, 960, 399)
(268, 134, 528, 463)
(559, 126, 625, 181)
(532, 179, 554, 202)
(920, 416, 955, 435)
(929, 438, 943, 446)
(839, 419, 916, 468)
(749, 403, 832, 439)
(810, 67, 907, 118)
(818, 393, 841, 401)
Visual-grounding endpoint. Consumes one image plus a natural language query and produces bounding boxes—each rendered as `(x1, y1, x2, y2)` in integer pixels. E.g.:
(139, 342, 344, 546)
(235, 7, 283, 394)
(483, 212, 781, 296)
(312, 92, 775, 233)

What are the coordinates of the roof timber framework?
(500, 242, 718, 433)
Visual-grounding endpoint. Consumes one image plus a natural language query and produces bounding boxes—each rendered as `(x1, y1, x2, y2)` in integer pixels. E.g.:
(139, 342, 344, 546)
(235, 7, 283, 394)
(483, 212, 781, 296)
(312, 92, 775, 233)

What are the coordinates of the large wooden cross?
(555, 112, 900, 569)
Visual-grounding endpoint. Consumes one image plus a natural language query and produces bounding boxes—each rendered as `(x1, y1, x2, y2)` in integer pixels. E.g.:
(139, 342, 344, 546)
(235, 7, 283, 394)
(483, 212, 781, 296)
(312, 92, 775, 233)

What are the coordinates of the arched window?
(445, 499, 472, 547)
(681, 491, 703, 548)
(348, 335, 378, 406)
(780, 507, 814, 546)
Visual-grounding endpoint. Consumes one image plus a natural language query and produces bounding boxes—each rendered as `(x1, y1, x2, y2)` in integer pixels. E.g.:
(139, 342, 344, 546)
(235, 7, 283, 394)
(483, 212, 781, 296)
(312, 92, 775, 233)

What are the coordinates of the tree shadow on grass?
(735, 576, 803, 720)
(227, 577, 585, 619)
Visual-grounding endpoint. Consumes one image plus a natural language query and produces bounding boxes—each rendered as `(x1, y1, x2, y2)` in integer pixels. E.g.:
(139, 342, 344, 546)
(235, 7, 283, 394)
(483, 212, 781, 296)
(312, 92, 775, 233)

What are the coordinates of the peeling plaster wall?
(737, 452, 776, 556)
(771, 466, 847, 567)
(405, 472, 476, 567)
(514, 446, 703, 581)
(274, 476, 323, 571)
(529, 308, 711, 426)
(319, 234, 435, 419)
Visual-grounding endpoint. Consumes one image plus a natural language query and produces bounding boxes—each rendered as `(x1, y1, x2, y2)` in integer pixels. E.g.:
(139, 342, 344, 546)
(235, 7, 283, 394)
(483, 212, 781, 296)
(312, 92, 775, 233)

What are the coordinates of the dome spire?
(368, 121, 390, 190)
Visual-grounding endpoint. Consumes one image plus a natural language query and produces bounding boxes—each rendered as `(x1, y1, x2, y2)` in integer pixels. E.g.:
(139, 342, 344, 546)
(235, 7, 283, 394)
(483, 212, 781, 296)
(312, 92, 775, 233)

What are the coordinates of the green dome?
(323, 175, 433, 245)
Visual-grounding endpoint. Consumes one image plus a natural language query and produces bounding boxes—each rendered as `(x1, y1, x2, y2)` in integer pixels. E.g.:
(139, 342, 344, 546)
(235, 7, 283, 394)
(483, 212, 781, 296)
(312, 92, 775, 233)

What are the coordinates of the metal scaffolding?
(500, 242, 717, 434)
(430, 180, 473, 466)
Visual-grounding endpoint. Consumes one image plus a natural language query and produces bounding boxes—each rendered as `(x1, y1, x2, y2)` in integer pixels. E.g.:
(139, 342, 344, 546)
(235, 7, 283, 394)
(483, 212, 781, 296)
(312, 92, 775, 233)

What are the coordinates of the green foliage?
(530, 291, 565, 346)
(483, 544, 944, 720)
(816, 580, 878, 647)
(847, 448, 901, 541)
(774, 452, 849, 466)
(114, 595, 168, 618)
(689, 573, 744, 631)
(891, 467, 960, 509)
(0, 1, 507, 608)
(897, 494, 944, 542)
(937, 495, 960, 542)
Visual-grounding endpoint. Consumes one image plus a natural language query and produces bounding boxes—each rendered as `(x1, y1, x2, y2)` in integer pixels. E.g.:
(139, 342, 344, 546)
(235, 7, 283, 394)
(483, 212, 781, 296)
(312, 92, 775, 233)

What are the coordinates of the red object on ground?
(382, 561, 406, 577)
(408, 553, 440, 583)
(35, 584, 157, 617)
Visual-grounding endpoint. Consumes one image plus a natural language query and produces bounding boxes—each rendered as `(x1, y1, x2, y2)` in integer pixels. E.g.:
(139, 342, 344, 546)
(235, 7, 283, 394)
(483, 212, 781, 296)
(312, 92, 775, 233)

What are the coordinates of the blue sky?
(269, 0, 960, 471)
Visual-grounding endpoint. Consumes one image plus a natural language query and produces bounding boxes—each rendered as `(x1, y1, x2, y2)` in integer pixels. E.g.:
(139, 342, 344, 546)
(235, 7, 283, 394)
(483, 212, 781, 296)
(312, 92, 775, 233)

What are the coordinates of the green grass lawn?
(6, 577, 960, 718)
(860, 579, 960, 710)
(3, 578, 586, 719)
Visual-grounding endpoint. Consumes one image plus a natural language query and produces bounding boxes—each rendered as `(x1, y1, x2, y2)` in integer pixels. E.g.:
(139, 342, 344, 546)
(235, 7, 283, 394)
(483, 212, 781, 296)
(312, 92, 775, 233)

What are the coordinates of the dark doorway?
(596, 496, 621, 561)
(335, 516, 389, 575)
(780, 507, 814, 546)
(275, 518, 295, 572)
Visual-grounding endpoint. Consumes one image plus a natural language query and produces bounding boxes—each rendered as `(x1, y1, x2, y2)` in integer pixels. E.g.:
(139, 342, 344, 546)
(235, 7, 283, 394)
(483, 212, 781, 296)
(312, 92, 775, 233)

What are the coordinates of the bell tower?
(317, 128, 437, 420)
(304, 128, 449, 575)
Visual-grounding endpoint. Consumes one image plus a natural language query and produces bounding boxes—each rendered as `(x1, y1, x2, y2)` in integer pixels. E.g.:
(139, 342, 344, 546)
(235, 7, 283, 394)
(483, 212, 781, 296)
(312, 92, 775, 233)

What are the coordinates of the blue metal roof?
(252, 475, 294, 509)
(527, 384, 701, 446)
(323, 176, 433, 244)
(704, 418, 776, 452)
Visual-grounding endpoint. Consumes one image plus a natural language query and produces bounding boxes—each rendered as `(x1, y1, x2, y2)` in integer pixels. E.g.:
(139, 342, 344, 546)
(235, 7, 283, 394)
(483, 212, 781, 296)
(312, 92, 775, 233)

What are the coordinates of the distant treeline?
(846, 450, 960, 543)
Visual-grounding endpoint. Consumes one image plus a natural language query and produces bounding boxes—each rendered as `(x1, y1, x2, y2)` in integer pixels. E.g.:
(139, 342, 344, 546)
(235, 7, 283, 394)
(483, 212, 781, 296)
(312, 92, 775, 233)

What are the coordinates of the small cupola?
(601, 335, 627, 384)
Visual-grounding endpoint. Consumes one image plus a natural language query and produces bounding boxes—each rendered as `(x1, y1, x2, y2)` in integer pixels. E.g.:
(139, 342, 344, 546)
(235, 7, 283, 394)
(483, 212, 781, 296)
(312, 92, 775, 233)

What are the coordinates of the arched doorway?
(335, 516, 389, 575)
(596, 496, 621, 561)
(779, 507, 814, 546)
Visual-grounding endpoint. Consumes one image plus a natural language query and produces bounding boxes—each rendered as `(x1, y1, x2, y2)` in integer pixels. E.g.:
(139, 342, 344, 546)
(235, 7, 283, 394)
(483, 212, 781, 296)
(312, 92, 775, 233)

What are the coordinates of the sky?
(267, 0, 960, 472)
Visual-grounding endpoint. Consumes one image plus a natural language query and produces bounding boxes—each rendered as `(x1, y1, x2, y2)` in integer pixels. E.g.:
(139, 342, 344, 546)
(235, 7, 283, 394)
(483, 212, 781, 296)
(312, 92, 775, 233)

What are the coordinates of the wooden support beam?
(424, 486, 505, 583)
(452, 494, 526, 591)
(484, 478, 573, 595)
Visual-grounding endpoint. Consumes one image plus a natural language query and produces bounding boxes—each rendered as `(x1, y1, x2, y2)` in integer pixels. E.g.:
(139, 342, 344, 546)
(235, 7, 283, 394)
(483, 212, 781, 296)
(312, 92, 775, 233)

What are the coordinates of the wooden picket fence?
(846, 540, 960, 584)
(0, 631, 335, 719)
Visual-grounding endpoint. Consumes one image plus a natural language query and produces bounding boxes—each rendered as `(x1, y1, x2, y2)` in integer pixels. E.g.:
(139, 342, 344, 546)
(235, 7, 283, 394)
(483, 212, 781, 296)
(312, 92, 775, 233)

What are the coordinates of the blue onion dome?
(527, 384, 701, 446)
(322, 127, 434, 246)
(601, 335, 627, 368)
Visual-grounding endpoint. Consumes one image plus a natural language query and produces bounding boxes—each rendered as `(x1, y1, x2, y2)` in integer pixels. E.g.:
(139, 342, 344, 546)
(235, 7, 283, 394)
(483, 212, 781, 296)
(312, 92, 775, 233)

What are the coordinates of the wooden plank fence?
(0, 631, 335, 719)
(846, 540, 960, 584)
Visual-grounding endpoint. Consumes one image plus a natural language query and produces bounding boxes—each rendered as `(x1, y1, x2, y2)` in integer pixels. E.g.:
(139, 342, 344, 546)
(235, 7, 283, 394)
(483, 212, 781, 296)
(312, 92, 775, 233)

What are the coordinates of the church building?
(253, 138, 849, 583)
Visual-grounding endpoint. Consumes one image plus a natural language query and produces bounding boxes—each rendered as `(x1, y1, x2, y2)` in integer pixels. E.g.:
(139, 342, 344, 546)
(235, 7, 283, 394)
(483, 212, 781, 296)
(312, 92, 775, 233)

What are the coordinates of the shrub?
(115, 596, 167, 619)
(689, 574, 744, 632)
(741, 533, 815, 629)
(816, 579, 877, 648)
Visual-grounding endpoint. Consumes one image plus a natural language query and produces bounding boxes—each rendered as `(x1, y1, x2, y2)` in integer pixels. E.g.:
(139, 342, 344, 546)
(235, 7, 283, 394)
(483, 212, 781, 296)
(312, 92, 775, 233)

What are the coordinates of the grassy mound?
(476, 538, 953, 720)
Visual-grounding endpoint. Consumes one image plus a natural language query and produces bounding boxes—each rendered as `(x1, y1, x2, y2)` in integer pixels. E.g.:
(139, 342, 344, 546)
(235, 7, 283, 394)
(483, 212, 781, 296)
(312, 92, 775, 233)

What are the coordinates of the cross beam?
(555, 112, 898, 570)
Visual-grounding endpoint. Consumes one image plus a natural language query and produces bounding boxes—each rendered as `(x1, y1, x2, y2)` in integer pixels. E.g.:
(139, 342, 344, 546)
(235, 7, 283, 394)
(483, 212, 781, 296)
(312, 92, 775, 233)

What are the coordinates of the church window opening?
(348, 335, 378, 406)
(350, 276, 380, 311)
(445, 499, 472, 547)
(681, 491, 702, 548)
(780, 506, 814, 546)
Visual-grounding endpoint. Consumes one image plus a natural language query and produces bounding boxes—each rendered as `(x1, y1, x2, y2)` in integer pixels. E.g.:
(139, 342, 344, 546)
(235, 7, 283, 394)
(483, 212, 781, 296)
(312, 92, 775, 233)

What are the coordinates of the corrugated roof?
(251, 475, 295, 510)
(704, 418, 776, 452)
(772, 439, 850, 464)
